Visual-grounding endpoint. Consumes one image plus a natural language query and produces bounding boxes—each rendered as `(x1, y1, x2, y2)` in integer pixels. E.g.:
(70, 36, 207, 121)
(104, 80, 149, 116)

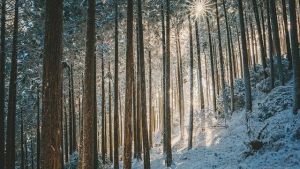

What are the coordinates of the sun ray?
(187, 0, 214, 20)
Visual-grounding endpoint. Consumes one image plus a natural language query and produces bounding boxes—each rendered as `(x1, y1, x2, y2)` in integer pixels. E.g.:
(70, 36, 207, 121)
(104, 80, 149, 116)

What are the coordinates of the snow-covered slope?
(132, 81, 300, 169)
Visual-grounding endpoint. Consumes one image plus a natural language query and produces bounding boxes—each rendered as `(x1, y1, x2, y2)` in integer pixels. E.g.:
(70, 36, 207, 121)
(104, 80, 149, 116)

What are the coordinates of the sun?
(188, 0, 213, 20)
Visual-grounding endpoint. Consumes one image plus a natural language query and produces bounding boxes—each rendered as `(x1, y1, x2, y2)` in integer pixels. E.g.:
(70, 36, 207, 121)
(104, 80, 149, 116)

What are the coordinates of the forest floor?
(131, 80, 300, 169)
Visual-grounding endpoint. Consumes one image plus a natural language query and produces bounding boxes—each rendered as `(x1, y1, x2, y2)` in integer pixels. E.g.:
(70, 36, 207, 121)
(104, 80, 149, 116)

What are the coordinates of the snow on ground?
(132, 81, 300, 169)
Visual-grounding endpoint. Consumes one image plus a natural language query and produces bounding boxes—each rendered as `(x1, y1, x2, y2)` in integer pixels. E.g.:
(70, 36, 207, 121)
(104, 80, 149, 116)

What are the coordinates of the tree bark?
(123, 0, 134, 167)
(281, 0, 292, 69)
(113, 1, 119, 168)
(288, 0, 300, 113)
(81, 0, 96, 168)
(266, 0, 275, 89)
(0, 0, 6, 166)
(195, 21, 204, 110)
(41, 0, 63, 168)
(6, 0, 19, 168)
(188, 15, 194, 151)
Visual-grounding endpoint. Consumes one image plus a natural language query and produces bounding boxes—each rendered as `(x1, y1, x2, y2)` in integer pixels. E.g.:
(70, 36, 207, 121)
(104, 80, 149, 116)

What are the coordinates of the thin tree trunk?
(188, 15, 194, 150)
(21, 109, 24, 169)
(216, 0, 229, 116)
(148, 51, 153, 148)
(238, 0, 252, 112)
(113, 1, 119, 168)
(288, 0, 300, 113)
(109, 63, 113, 162)
(252, 0, 268, 77)
(165, 0, 172, 166)
(36, 90, 40, 169)
(266, 0, 275, 89)
(101, 52, 106, 164)
(206, 16, 217, 113)
(269, 0, 284, 85)
(222, 0, 235, 113)
(6, 0, 19, 168)
(195, 21, 204, 110)
(282, 0, 292, 69)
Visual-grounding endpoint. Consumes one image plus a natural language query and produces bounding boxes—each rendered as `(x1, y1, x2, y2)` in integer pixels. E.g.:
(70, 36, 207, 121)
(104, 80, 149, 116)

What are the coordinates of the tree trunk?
(101, 51, 106, 164)
(81, 0, 96, 168)
(195, 21, 204, 110)
(269, 0, 284, 85)
(6, 0, 19, 168)
(113, 1, 119, 168)
(281, 0, 292, 69)
(252, 0, 268, 77)
(266, 0, 275, 89)
(0, 0, 6, 166)
(41, 0, 63, 168)
(288, 0, 300, 113)
(21, 110, 24, 169)
(123, 0, 134, 167)
(165, 0, 172, 166)
(216, 0, 229, 116)
(148, 51, 153, 148)
(238, 0, 252, 112)
(36, 90, 40, 169)
(206, 16, 217, 113)
(109, 63, 113, 162)
(222, 0, 235, 113)
(188, 15, 194, 150)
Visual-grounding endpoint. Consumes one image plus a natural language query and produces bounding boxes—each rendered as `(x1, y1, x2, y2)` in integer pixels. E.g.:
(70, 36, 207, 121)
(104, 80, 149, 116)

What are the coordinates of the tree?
(113, 1, 119, 168)
(281, 0, 292, 69)
(188, 14, 194, 150)
(288, 0, 300, 113)
(123, 0, 134, 167)
(137, 0, 151, 167)
(101, 48, 106, 164)
(41, 0, 64, 168)
(269, 0, 284, 85)
(148, 51, 153, 148)
(266, 0, 275, 89)
(0, 0, 6, 166)
(206, 16, 217, 113)
(36, 90, 40, 169)
(108, 63, 113, 162)
(165, 0, 172, 166)
(6, 0, 19, 168)
(21, 109, 24, 169)
(252, 0, 267, 77)
(215, 0, 229, 116)
(195, 21, 204, 110)
(238, 0, 252, 112)
(81, 0, 96, 168)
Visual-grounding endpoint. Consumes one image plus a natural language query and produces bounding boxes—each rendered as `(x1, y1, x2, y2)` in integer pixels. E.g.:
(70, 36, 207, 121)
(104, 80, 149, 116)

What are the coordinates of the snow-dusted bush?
(216, 79, 245, 114)
(257, 86, 293, 121)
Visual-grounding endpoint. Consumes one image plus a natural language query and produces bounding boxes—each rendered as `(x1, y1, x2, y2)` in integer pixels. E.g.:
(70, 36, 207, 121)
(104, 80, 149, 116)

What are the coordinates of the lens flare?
(188, 0, 213, 20)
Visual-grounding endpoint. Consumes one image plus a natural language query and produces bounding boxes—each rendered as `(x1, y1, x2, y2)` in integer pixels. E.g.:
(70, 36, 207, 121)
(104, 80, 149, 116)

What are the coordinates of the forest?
(0, 0, 300, 168)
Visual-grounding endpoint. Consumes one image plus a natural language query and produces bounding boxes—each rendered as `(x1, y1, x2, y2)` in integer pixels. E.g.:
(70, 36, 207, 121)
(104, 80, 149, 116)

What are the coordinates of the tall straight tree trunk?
(266, 0, 275, 89)
(238, 0, 252, 112)
(108, 63, 113, 162)
(175, 27, 185, 140)
(113, 1, 119, 168)
(161, 0, 167, 154)
(288, 0, 300, 113)
(123, 0, 134, 167)
(6, 0, 19, 168)
(0, 0, 6, 166)
(68, 66, 73, 157)
(269, 0, 284, 85)
(36, 90, 40, 169)
(195, 21, 204, 110)
(148, 51, 153, 148)
(81, 0, 96, 168)
(222, 0, 234, 112)
(250, 18, 257, 72)
(206, 16, 217, 113)
(71, 65, 76, 153)
(281, 0, 292, 69)
(64, 106, 68, 163)
(21, 110, 24, 169)
(252, 0, 267, 77)
(215, 0, 229, 116)
(188, 15, 194, 150)
(101, 52, 106, 164)
(137, 0, 151, 167)
(41, 0, 63, 168)
(30, 139, 34, 169)
(165, 0, 172, 166)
